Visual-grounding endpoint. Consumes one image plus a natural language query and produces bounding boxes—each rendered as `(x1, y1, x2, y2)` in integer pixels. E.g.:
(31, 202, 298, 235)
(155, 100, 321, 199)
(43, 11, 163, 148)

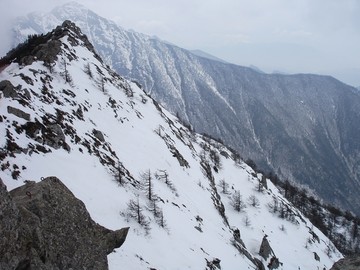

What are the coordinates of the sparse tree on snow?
(230, 190, 246, 212)
(115, 161, 125, 186)
(267, 196, 279, 213)
(60, 57, 73, 84)
(248, 194, 260, 208)
(96, 74, 106, 92)
(243, 215, 251, 227)
(84, 62, 93, 78)
(146, 196, 161, 217)
(126, 197, 150, 232)
(156, 208, 167, 228)
(140, 169, 154, 201)
(218, 179, 230, 194)
(155, 169, 177, 193)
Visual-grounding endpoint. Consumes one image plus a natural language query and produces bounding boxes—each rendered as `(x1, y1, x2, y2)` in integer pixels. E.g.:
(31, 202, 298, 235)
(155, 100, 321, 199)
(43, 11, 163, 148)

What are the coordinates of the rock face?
(0, 80, 18, 98)
(0, 177, 129, 270)
(330, 256, 360, 270)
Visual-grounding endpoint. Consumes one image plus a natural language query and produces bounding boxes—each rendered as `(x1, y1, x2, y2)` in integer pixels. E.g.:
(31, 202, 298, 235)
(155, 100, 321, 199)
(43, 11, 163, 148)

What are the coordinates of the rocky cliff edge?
(0, 176, 129, 270)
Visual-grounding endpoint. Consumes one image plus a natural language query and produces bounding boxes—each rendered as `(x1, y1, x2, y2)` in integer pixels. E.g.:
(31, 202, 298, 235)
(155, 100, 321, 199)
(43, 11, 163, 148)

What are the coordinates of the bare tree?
(267, 196, 279, 213)
(146, 196, 161, 218)
(84, 62, 93, 78)
(155, 169, 177, 193)
(218, 179, 230, 194)
(248, 194, 260, 208)
(230, 190, 246, 212)
(126, 197, 150, 232)
(256, 179, 264, 193)
(96, 74, 106, 92)
(209, 149, 222, 170)
(140, 169, 154, 201)
(155, 169, 169, 184)
(60, 57, 72, 84)
(115, 161, 125, 186)
(155, 208, 167, 229)
(243, 215, 251, 227)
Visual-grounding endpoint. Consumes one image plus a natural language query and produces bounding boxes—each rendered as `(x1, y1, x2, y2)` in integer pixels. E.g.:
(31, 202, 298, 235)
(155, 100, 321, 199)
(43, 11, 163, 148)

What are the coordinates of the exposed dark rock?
(206, 257, 221, 269)
(170, 145, 189, 168)
(268, 256, 281, 269)
(0, 80, 18, 98)
(314, 251, 320, 261)
(46, 124, 66, 149)
(93, 128, 105, 142)
(259, 235, 273, 260)
(7, 106, 30, 121)
(232, 227, 246, 248)
(22, 120, 67, 150)
(231, 227, 264, 270)
(0, 176, 129, 270)
(330, 256, 360, 270)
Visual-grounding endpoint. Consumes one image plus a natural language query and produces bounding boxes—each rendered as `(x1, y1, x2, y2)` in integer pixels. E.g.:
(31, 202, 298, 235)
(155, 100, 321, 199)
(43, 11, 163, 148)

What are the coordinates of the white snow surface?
(0, 25, 342, 270)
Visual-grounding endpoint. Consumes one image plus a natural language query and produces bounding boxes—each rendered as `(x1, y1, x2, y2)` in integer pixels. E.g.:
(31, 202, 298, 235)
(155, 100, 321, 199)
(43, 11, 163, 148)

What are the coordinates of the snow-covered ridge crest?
(0, 21, 342, 269)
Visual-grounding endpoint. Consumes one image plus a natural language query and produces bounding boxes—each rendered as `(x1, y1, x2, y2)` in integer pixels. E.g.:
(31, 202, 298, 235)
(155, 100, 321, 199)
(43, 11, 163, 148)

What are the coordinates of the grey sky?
(1, 0, 359, 86)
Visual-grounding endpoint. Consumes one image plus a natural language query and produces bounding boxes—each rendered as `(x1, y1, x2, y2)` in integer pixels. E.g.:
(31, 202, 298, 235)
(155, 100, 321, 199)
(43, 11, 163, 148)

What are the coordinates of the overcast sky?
(1, 0, 359, 86)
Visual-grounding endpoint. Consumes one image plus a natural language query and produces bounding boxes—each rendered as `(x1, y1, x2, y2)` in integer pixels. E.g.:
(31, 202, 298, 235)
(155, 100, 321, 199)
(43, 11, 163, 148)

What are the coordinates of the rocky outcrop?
(330, 256, 360, 270)
(1, 20, 101, 68)
(231, 229, 265, 270)
(93, 129, 105, 142)
(21, 120, 69, 150)
(0, 176, 129, 270)
(259, 236, 273, 260)
(259, 236, 282, 269)
(7, 106, 30, 121)
(0, 80, 18, 98)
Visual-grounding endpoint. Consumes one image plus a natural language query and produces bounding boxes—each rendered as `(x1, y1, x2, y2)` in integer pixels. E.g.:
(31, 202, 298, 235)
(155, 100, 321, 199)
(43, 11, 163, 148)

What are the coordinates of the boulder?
(259, 235, 273, 260)
(93, 128, 105, 142)
(0, 80, 18, 98)
(330, 256, 360, 270)
(0, 176, 129, 270)
(7, 106, 31, 121)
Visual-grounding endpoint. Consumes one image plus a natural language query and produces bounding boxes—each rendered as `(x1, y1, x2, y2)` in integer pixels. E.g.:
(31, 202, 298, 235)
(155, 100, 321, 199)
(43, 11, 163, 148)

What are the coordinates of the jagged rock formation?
(258, 236, 281, 269)
(331, 256, 360, 270)
(259, 236, 273, 260)
(0, 177, 129, 270)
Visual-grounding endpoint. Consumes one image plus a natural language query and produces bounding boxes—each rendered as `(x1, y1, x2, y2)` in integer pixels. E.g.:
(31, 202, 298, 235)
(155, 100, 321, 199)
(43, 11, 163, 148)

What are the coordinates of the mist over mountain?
(1, 20, 350, 269)
(11, 2, 360, 217)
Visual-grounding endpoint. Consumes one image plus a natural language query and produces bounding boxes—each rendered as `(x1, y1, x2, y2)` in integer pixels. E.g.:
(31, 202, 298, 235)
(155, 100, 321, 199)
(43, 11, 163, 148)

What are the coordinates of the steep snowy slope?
(11, 2, 360, 216)
(0, 21, 342, 269)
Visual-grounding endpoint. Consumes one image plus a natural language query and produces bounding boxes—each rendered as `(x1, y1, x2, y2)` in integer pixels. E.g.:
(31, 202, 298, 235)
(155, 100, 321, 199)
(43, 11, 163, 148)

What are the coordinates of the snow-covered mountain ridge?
(11, 2, 360, 217)
(0, 21, 343, 269)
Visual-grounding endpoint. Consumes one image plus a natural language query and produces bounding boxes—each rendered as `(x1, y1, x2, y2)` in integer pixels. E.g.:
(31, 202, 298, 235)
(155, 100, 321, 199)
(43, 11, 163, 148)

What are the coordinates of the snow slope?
(11, 2, 360, 217)
(0, 21, 342, 269)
